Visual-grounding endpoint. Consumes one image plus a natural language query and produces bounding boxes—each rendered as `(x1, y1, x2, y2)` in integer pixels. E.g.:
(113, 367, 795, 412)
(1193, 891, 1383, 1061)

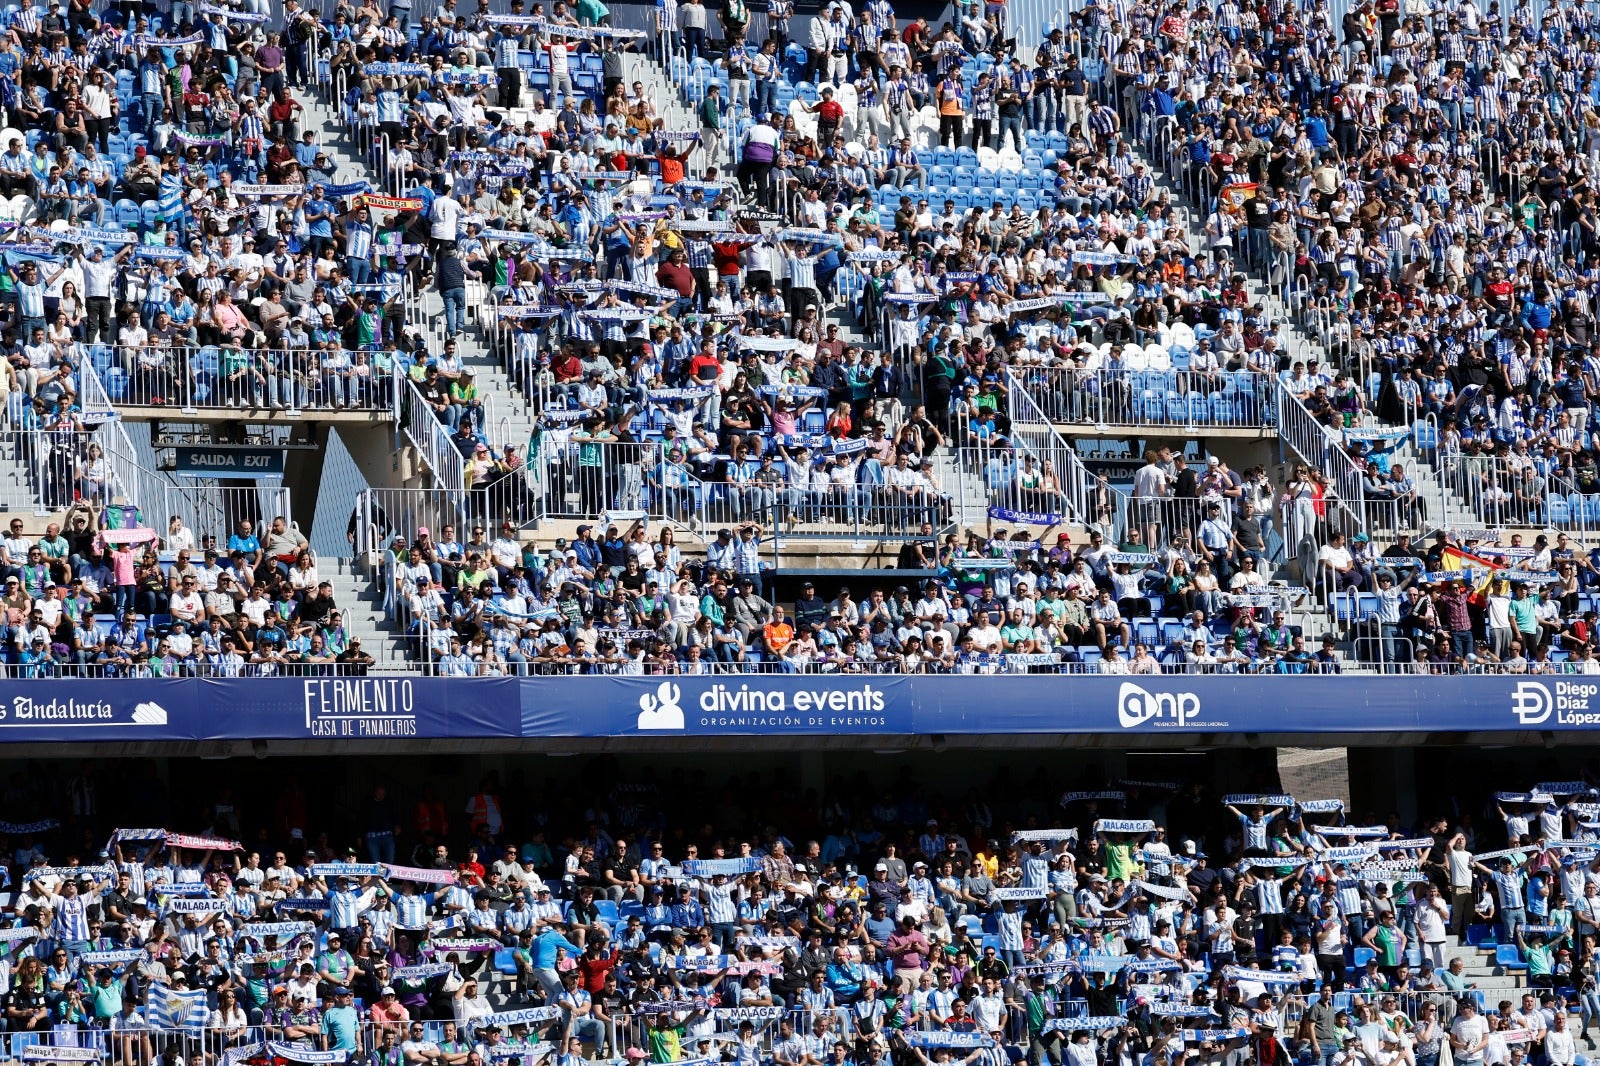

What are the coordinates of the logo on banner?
(1512, 681, 1554, 725)
(1510, 681, 1600, 726)
(1117, 683, 1202, 729)
(637, 682, 685, 731)
(0, 696, 166, 726)
(631, 679, 890, 731)
(302, 679, 418, 737)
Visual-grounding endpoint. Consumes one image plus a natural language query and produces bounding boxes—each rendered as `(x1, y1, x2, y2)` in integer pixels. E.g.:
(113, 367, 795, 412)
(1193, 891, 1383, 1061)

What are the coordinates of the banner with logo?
(425, 937, 501, 954)
(1538, 781, 1594, 795)
(1060, 792, 1125, 804)
(1223, 966, 1302, 985)
(712, 1007, 784, 1021)
(163, 896, 222, 913)
(1042, 1018, 1127, 1033)
(1318, 846, 1379, 863)
(1148, 1004, 1216, 1018)
(25, 864, 113, 882)
(243, 922, 315, 939)
(310, 863, 387, 878)
(385, 864, 457, 884)
(22, 1048, 103, 1061)
(0, 820, 58, 834)
(990, 887, 1047, 901)
(82, 949, 143, 965)
(682, 858, 761, 877)
(1095, 819, 1155, 835)
(1135, 880, 1192, 901)
(0, 675, 1592, 744)
(1012, 829, 1079, 843)
(481, 1007, 562, 1028)
(901, 1033, 993, 1048)
(1184, 1030, 1249, 1043)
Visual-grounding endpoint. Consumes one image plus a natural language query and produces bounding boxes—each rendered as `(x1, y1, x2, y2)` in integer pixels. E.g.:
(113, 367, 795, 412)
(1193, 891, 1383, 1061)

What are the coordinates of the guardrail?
(533, 438, 954, 539)
(96, 343, 397, 414)
(0, 428, 85, 514)
(1440, 453, 1554, 530)
(400, 378, 469, 498)
(1004, 368, 1128, 538)
(1011, 367, 1277, 429)
(1274, 378, 1370, 537)
(76, 374, 297, 540)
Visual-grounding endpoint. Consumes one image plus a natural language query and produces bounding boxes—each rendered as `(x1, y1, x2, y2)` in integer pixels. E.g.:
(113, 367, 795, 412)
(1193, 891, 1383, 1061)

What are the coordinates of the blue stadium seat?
(1495, 945, 1526, 970)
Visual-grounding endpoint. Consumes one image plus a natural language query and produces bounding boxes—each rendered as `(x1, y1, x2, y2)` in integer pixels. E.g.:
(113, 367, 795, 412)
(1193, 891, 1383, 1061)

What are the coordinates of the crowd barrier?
(92, 345, 399, 414)
(1014, 368, 1277, 429)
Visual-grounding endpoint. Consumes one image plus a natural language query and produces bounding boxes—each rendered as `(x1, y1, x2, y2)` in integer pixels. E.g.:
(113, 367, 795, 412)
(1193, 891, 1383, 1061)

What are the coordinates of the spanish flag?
(1439, 545, 1499, 605)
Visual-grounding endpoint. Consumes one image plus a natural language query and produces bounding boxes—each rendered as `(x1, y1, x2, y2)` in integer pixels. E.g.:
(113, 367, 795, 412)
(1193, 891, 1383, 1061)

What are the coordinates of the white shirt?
(431, 195, 463, 241)
(1452, 1014, 1489, 1061)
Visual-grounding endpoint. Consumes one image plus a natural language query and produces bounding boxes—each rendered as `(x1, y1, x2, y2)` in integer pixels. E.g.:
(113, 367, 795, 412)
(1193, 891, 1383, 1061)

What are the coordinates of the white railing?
(94, 343, 394, 414)
(0, 428, 90, 515)
(1004, 367, 1129, 538)
(400, 377, 468, 497)
(1274, 378, 1368, 538)
(1011, 366, 1277, 429)
(1440, 453, 1559, 531)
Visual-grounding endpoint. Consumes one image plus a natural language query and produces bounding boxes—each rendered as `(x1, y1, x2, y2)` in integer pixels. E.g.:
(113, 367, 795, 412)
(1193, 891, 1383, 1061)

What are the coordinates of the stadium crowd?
(0, 501, 385, 678)
(0, 775, 1591, 1066)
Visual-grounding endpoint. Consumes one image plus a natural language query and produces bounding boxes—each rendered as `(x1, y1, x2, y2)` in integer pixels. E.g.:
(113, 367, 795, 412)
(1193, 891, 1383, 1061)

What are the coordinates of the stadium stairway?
(622, 52, 703, 161)
(1113, 119, 1489, 543)
(0, 434, 65, 516)
(324, 557, 413, 671)
(408, 283, 542, 478)
(298, 93, 539, 499)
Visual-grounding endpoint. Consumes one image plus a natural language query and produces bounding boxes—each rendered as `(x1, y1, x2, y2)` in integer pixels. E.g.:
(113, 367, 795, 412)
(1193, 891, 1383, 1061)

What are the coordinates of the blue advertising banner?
(0, 678, 519, 742)
(517, 674, 1600, 737)
(0, 674, 1589, 742)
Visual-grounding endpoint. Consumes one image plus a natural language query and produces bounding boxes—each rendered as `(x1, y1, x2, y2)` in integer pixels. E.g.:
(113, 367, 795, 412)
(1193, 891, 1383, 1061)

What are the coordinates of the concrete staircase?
(407, 285, 540, 467)
(323, 556, 413, 671)
(0, 432, 64, 515)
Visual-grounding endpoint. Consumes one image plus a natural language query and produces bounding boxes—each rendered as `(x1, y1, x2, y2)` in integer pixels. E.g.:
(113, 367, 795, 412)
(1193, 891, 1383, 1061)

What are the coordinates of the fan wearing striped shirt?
(1227, 802, 1285, 856)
